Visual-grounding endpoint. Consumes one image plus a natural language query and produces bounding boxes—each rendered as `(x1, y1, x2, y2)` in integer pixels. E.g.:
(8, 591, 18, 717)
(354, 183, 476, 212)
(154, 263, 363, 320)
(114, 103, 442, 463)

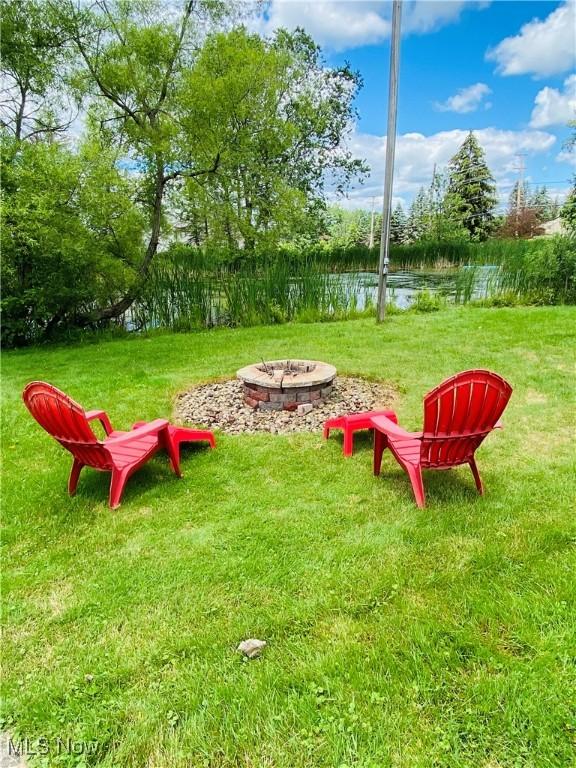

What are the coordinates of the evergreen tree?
(390, 203, 407, 244)
(508, 181, 528, 215)
(446, 132, 497, 241)
(406, 187, 430, 242)
(529, 185, 555, 222)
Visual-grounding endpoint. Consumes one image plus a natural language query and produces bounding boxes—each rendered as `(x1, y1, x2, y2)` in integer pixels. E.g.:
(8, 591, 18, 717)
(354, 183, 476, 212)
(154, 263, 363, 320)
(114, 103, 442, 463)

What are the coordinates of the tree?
(405, 187, 431, 242)
(45, 0, 235, 323)
(446, 132, 497, 241)
(426, 168, 469, 242)
(529, 185, 556, 223)
(0, 0, 74, 142)
(560, 121, 576, 237)
(175, 28, 366, 254)
(390, 203, 407, 244)
(561, 184, 576, 237)
(1, 136, 145, 345)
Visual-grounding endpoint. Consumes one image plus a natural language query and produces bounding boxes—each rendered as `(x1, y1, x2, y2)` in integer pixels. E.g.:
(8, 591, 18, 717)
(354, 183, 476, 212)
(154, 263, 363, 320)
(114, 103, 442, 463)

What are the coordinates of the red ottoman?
(323, 410, 398, 457)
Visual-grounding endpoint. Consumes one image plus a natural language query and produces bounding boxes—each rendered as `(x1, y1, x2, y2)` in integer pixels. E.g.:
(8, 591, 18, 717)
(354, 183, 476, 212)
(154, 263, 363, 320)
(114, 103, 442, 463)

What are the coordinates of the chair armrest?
(371, 415, 422, 441)
(105, 418, 169, 445)
(85, 409, 113, 435)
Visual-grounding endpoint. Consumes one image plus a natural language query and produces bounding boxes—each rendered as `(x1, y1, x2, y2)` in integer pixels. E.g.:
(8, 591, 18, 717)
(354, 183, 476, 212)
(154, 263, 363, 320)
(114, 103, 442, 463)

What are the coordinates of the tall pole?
(376, 0, 402, 322)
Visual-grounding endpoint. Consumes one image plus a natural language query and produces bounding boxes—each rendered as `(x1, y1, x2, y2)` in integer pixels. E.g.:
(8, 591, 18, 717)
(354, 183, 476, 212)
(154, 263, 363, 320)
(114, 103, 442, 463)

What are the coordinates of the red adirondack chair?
(371, 370, 512, 508)
(23, 382, 215, 509)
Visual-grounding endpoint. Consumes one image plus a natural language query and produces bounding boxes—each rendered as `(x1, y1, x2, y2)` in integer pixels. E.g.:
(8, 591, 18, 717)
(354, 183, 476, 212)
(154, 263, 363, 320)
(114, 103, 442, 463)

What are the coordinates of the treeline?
(325, 132, 569, 249)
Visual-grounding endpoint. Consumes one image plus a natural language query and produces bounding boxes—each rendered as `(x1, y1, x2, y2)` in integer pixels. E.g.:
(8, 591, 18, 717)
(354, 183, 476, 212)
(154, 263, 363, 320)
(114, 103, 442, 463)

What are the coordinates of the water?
(336, 266, 498, 310)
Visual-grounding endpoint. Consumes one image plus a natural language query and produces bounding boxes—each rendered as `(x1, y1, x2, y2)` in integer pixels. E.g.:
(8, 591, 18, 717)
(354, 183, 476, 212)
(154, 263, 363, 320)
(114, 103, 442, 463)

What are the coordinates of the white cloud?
(253, 2, 389, 51)
(336, 127, 557, 209)
(254, 1, 488, 52)
(530, 74, 576, 128)
(435, 83, 492, 114)
(486, 1, 576, 78)
(557, 149, 576, 167)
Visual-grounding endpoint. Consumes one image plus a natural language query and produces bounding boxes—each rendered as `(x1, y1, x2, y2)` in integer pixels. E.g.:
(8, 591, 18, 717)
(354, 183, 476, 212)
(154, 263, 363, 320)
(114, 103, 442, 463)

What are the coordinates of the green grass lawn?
(2, 307, 575, 768)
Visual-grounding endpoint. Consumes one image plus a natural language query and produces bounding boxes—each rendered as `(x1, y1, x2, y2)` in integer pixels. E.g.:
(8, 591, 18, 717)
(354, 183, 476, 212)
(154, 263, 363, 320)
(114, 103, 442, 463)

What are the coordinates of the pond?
(336, 266, 499, 310)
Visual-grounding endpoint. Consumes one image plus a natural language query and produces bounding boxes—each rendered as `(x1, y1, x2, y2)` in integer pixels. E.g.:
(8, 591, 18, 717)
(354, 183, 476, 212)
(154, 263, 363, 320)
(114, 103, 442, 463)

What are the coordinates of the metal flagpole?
(376, 0, 403, 322)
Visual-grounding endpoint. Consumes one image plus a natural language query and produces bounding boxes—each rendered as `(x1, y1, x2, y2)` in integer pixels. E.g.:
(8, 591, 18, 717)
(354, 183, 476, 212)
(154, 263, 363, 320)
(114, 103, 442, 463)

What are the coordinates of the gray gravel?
(176, 376, 396, 435)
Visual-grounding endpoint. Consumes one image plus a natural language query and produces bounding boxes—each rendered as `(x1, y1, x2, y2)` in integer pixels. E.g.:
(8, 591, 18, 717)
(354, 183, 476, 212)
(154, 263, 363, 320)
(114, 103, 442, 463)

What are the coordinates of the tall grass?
(130, 236, 575, 332)
(132, 256, 376, 332)
(272, 238, 543, 272)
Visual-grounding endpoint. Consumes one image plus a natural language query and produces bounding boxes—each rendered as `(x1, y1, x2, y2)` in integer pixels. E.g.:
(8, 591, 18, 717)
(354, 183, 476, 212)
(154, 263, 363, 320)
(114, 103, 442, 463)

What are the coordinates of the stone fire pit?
(237, 359, 336, 411)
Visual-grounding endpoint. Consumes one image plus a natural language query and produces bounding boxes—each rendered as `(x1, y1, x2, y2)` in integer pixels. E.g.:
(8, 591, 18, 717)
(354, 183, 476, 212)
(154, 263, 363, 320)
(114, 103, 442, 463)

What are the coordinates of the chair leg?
(373, 429, 386, 475)
(406, 464, 426, 508)
(343, 427, 354, 457)
(323, 425, 330, 440)
(162, 428, 182, 478)
(469, 457, 484, 495)
(68, 459, 84, 496)
(109, 468, 130, 510)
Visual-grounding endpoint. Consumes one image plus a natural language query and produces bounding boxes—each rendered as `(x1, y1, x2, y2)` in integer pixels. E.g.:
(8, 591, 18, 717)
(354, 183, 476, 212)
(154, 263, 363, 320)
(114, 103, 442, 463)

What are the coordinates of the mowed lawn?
(1, 307, 575, 768)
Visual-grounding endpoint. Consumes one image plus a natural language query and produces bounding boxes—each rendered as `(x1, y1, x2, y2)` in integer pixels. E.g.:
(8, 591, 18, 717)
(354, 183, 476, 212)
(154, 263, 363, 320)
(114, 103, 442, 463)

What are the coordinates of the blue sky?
(256, 1, 576, 211)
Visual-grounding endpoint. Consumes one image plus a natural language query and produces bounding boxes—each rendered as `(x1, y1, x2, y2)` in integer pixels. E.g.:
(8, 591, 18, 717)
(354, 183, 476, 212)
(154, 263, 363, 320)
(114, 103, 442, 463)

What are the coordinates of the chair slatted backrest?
(23, 382, 112, 470)
(421, 370, 512, 468)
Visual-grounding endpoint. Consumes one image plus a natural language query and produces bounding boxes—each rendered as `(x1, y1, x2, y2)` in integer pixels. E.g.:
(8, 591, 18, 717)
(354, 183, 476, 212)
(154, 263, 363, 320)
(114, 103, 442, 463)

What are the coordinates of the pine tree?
(390, 203, 407, 244)
(529, 185, 554, 222)
(406, 187, 430, 242)
(508, 181, 528, 215)
(446, 132, 497, 241)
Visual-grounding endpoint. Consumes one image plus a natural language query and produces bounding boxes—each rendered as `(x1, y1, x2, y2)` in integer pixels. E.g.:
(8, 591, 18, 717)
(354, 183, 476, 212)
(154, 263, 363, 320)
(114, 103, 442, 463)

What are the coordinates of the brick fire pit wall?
(237, 360, 337, 411)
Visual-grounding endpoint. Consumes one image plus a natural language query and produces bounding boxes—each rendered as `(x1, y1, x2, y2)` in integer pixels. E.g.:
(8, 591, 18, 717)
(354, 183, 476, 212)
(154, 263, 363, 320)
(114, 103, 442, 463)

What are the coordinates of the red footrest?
(323, 410, 398, 457)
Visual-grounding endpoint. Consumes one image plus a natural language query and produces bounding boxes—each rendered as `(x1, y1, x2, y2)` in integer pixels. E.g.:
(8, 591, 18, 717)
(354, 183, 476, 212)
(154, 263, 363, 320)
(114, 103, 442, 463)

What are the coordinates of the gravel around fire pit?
(175, 377, 397, 435)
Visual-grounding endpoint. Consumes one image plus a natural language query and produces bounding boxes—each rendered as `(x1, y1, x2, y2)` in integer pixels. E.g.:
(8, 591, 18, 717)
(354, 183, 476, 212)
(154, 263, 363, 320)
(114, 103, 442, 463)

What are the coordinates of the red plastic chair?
(323, 410, 398, 456)
(371, 370, 512, 508)
(23, 382, 215, 509)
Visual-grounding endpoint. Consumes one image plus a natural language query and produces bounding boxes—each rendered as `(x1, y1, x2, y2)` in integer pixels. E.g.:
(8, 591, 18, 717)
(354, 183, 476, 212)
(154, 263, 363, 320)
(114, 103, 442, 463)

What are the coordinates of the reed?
(131, 236, 575, 332)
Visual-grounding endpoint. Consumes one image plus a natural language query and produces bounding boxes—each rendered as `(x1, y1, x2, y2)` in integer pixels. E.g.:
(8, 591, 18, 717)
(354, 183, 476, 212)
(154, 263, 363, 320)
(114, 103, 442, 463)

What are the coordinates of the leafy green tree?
(426, 168, 469, 242)
(1, 136, 145, 345)
(324, 206, 372, 247)
(175, 28, 366, 254)
(46, 0, 235, 322)
(446, 132, 497, 241)
(561, 184, 576, 237)
(0, 0, 73, 141)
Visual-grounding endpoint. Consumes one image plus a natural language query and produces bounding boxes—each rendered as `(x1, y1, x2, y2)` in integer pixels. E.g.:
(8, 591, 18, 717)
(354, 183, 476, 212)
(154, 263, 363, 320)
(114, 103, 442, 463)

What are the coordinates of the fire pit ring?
(237, 359, 336, 411)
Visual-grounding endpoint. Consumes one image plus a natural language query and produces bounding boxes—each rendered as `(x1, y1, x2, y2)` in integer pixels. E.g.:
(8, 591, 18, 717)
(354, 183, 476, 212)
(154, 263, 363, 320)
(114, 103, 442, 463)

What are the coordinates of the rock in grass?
(237, 638, 266, 659)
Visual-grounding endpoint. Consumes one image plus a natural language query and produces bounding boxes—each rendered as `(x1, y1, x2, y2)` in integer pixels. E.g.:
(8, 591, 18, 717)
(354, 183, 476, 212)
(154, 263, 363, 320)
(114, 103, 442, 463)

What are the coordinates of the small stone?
(237, 638, 267, 659)
(84, 674, 94, 683)
(297, 403, 314, 415)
